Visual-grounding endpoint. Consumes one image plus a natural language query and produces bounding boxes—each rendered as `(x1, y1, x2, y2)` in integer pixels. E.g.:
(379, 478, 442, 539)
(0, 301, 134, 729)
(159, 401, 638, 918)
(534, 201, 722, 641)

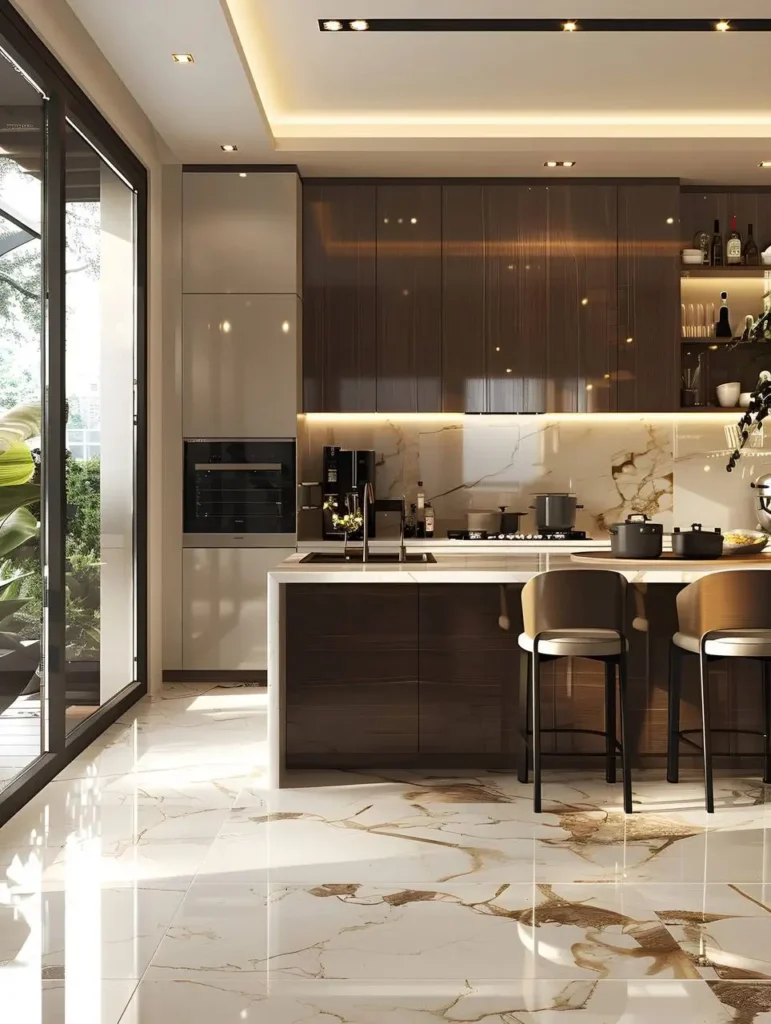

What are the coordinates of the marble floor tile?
(200, 771, 771, 886)
(120, 976, 743, 1023)
(638, 883, 771, 980)
(148, 880, 696, 983)
(0, 978, 138, 1024)
(4, 685, 771, 1023)
(0, 884, 187, 979)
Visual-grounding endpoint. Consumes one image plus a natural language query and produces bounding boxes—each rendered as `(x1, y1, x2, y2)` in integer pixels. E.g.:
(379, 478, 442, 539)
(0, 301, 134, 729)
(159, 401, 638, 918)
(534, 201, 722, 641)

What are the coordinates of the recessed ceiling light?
(716, 20, 730, 31)
(562, 21, 578, 32)
(562, 160, 575, 168)
(666, 217, 674, 224)
(322, 19, 343, 31)
(220, 144, 238, 152)
(544, 161, 575, 168)
(350, 19, 369, 31)
(545, 161, 558, 168)
(239, 173, 247, 178)
(760, 161, 771, 168)
(172, 53, 194, 63)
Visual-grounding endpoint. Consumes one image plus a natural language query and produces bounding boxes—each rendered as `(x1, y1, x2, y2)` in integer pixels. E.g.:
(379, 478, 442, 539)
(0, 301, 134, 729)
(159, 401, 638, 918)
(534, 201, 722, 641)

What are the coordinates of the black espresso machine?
(322, 445, 376, 540)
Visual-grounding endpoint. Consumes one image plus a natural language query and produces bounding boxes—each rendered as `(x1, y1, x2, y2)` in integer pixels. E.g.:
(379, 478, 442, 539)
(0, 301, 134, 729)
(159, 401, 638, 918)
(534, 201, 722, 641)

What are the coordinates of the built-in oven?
(183, 439, 296, 547)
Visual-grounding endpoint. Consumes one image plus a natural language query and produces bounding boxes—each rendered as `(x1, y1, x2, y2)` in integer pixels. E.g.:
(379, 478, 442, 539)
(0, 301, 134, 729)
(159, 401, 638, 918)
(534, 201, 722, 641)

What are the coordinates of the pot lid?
(673, 523, 722, 535)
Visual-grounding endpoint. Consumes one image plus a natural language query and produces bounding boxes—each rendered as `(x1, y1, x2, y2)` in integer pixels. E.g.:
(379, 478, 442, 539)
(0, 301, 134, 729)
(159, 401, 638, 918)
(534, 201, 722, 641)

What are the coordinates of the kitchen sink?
(301, 551, 436, 564)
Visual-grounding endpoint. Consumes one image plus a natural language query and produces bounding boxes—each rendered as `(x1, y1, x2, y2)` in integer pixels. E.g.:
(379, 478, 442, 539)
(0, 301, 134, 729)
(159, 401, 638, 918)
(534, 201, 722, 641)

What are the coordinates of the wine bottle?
(424, 502, 435, 539)
(743, 223, 760, 266)
(711, 219, 723, 266)
(726, 216, 742, 265)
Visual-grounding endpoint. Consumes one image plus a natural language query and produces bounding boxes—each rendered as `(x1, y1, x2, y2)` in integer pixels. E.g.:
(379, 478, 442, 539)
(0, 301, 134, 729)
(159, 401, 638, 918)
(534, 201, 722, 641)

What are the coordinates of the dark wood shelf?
(680, 336, 732, 343)
(681, 266, 770, 278)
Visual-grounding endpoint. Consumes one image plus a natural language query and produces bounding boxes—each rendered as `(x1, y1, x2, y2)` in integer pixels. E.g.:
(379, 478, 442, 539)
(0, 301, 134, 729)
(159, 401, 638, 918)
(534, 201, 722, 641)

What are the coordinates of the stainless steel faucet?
(362, 482, 375, 563)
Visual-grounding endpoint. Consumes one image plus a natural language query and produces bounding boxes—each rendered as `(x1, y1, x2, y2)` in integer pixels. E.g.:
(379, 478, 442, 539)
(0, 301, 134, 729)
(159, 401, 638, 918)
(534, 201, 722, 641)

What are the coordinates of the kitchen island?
(267, 550, 771, 787)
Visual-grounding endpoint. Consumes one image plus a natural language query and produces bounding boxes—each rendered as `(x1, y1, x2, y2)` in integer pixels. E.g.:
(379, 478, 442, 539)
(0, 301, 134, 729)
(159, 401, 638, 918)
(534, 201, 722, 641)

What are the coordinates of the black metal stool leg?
(763, 659, 771, 786)
(699, 649, 715, 814)
(532, 647, 542, 813)
(667, 643, 682, 784)
(518, 649, 530, 784)
(604, 659, 617, 784)
(618, 649, 633, 814)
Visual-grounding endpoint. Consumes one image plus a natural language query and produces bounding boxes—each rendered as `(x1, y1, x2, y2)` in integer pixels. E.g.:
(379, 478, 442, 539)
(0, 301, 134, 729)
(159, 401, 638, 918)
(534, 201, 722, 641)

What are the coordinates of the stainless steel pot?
(752, 473, 771, 534)
(530, 493, 583, 533)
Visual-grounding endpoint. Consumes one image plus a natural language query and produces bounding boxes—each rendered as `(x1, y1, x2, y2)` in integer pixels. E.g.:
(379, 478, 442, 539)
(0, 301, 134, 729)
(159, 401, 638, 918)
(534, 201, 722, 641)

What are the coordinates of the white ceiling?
(66, 0, 771, 182)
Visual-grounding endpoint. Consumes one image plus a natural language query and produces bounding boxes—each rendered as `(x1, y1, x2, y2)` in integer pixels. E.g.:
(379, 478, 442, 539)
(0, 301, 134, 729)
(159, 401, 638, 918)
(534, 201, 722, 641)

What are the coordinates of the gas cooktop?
(447, 530, 589, 542)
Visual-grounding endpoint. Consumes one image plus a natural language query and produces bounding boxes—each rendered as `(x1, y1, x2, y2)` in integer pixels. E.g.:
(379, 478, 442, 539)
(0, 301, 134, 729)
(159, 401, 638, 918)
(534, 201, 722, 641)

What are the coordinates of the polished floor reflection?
(1, 683, 771, 1022)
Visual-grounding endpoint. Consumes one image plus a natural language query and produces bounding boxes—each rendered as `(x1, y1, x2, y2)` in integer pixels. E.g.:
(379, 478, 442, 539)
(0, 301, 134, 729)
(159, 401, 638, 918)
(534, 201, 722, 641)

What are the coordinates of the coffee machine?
(322, 446, 376, 540)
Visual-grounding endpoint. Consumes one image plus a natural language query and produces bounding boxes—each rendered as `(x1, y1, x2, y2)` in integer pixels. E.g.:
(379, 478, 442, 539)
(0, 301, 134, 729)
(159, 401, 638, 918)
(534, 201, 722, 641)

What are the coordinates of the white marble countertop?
(271, 550, 771, 585)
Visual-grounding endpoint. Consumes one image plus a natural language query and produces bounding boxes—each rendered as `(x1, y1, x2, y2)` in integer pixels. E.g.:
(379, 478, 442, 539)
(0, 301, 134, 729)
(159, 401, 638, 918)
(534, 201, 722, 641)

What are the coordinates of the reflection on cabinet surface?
(617, 184, 680, 412)
(183, 293, 300, 438)
(376, 185, 442, 412)
(442, 185, 548, 413)
(548, 185, 617, 412)
(182, 548, 294, 671)
(303, 184, 377, 412)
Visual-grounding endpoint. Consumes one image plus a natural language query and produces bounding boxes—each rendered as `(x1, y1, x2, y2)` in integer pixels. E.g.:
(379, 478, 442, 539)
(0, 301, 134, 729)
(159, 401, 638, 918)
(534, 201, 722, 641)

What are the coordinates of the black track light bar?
(319, 18, 771, 33)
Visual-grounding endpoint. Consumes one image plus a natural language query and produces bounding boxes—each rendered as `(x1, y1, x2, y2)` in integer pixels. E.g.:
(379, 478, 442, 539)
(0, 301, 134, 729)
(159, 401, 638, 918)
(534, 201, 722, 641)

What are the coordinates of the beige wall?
(12, 0, 177, 695)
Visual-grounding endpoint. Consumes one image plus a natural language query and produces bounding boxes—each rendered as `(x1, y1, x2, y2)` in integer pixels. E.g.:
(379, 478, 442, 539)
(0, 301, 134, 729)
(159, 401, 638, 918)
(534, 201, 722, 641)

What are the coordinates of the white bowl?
(716, 382, 741, 408)
(723, 529, 769, 556)
(682, 249, 704, 265)
(739, 392, 753, 408)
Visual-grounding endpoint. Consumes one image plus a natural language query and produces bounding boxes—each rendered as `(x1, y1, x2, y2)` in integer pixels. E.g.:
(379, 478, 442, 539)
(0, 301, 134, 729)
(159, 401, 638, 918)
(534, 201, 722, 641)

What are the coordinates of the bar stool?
(667, 569, 771, 813)
(518, 569, 632, 814)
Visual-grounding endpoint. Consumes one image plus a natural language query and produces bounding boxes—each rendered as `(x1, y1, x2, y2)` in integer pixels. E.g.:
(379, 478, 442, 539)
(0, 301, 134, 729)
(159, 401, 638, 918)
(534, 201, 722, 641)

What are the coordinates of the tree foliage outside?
(0, 156, 104, 665)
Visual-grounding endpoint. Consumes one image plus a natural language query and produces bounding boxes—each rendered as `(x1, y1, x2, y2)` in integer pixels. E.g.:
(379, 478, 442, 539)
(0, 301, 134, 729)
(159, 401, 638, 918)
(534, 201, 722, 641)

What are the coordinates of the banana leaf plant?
(0, 402, 41, 653)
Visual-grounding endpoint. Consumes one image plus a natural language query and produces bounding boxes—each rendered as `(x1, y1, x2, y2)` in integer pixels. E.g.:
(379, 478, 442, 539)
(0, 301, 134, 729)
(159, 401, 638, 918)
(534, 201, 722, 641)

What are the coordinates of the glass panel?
(0, 49, 44, 790)
(64, 121, 136, 732)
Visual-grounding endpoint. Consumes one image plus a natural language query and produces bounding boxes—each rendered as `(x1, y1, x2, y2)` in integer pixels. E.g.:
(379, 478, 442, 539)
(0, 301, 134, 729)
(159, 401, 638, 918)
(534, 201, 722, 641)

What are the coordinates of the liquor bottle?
(424, 502, 435, 539)
(715, 291, 733, 339)
(711, 219, 723, 266)
(726, 216, 742, 265)
(743, 223, 760, 266)
(404, 503, 417, 539)
(415, 484, 426, 538)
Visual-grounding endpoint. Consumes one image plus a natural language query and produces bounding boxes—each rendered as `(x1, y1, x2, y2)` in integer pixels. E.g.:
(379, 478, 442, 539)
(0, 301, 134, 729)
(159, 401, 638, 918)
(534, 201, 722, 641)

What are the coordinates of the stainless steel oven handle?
(194, 463, 283, 471)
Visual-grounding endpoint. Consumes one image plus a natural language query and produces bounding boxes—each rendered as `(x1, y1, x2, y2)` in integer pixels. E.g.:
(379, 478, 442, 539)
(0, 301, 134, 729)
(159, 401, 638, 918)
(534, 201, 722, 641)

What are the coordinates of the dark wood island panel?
(285, 584, 419, 763)
(283, 582, 768, 772)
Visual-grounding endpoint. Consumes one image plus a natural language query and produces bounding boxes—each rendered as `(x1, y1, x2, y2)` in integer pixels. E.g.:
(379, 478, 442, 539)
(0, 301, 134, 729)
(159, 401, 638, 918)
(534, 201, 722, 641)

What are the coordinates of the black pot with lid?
(671, 523, 723, 559)
(609, 513, 663, 559)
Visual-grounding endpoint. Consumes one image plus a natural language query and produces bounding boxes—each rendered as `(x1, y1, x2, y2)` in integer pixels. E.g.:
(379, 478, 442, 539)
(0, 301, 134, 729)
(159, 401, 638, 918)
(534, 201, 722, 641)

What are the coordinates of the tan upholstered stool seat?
(518, 629, 626, 658)
(673, 630, 771, 658)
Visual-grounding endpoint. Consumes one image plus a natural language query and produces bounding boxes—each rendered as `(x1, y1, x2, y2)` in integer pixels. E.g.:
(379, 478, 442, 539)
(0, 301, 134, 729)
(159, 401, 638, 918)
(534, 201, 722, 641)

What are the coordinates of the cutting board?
(570, 550, 771, 568)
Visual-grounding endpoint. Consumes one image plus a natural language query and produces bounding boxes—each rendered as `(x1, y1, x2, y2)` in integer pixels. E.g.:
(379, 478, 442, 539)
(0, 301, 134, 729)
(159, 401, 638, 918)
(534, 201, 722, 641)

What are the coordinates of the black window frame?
(0, 0, 147, 826)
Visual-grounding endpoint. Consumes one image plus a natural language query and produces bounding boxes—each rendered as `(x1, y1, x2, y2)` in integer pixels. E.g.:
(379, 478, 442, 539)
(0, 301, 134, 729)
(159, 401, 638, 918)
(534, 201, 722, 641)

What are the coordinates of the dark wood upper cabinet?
(547, 185, 618, 412)
(442, 185, 485, 412)
(617, 184, 680, 413)
(376, 185, 442, 412)
(487, 186, 549, 413)
(303, 184, 377, 412)
(442, 185, 548, 413)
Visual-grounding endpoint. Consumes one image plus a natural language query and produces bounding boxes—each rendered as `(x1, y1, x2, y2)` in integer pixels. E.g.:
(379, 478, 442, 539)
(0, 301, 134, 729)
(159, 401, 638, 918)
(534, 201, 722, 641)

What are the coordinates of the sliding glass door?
(0, 5, 146, 821)
(0, 49, 44, 792)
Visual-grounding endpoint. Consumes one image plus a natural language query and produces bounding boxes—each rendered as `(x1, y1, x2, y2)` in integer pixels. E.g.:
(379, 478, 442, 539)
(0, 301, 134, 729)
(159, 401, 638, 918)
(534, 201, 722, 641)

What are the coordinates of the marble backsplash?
(298, 414, 771, 538)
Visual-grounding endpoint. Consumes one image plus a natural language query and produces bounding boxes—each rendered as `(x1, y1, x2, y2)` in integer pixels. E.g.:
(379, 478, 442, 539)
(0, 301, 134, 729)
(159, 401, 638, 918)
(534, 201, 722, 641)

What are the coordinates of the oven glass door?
(184, 439, 296, 534)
